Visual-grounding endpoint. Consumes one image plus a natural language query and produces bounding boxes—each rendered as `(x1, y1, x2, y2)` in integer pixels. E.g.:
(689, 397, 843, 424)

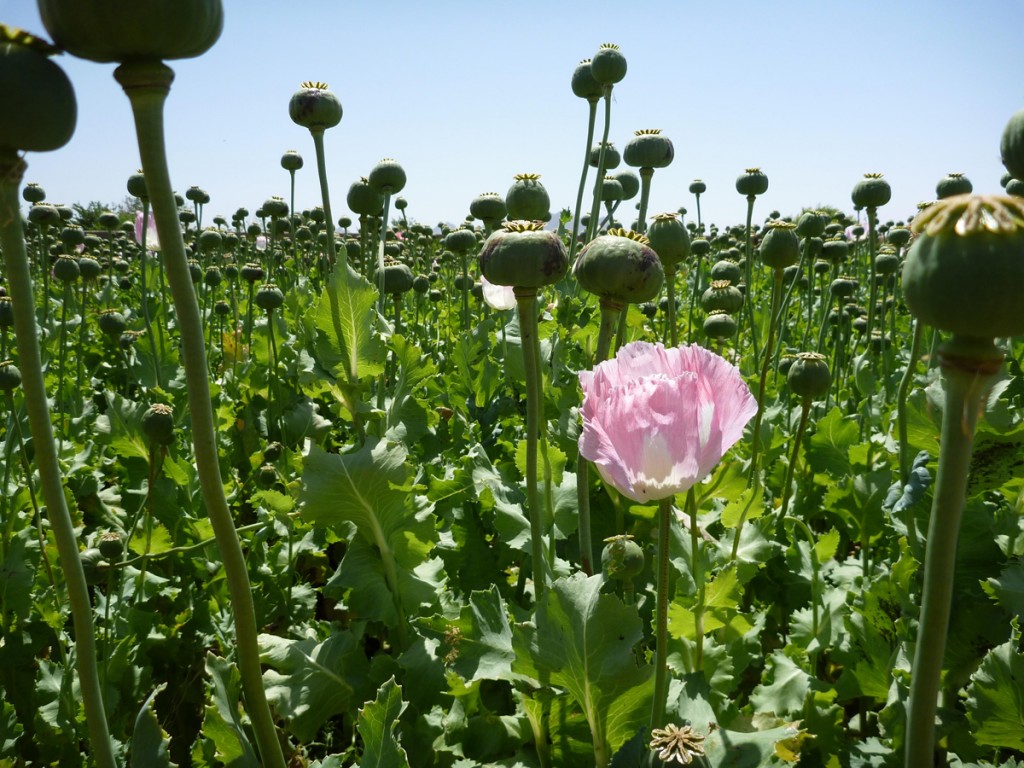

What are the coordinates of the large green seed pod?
(822, 236, 849, 263)
(623, 129, 674, 169)
(469, 192, 506, 224)
(347, 177, 383, 217)
(874, 246, 901, 275)
(22, 182, 45, 203)
(601, 535, 645, 580)
(289, 81, 342, 131)
(701, 280, 743, 313)
(758, 220, 799, 269)
(611, 169, 640, 201)
(851, 172, 891, 209)
(795, 211, 826, 238)
(703, 309, 738, 339)
(1000, 108, 1024, 181)
(573, 228, 664, 303)
(735, 167, 768, 197)
(0, 26, 77, 154)
(255, 283, 285, 311)
(0, 361, 22, 392)
(600, 176, 623, 204)
(38, 0, 223, 63)
(935, 172, 972, 200)
(479, 220, 567, 288)
(368, 158, 406, 195)
(591, 142, 620, 170)
(280, 150, 303, 172)
(902, 194, 1024, 338)
(445, 227, 478, 254)
(374, 259, 414, 294)
(505, 173, 550, 222)
(590, 43, 627, 85)
(646, 212, 690, 270)
(886, 226, 912, 248)
(571, 58, 602, 100)
(689, 179, 707, 195)
(787, 351, 831, 399)
(141, 402, 175, 446)
(709, 258, 742, 284)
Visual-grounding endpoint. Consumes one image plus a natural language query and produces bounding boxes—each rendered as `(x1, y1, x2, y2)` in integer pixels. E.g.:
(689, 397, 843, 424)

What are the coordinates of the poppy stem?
(651, 495, 675, 730)
(569, 96, 599, 267)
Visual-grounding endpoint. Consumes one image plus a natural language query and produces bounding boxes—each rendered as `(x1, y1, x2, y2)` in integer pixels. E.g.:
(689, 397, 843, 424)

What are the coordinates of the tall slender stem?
(114, 61, 286, 768)
(585, 88, 614, 244)
(905, 337, 1000, 767)
(898, 320, 924, 486)
(0, 154, 117, 768)
(310, 128, 339, 266)
(686, 488, 704, 672)
(568, 98, 599, 266)
(651, 495, 675, 730)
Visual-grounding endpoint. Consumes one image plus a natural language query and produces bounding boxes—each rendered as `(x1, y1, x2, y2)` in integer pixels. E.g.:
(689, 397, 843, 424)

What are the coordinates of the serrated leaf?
(384, 335, 436, 443)
(984, 560, 1024, 619)
(720, 487, 760, 529)
(750, 651, 813, 717)
(315, 264, 385, 381)
(357, 677, 409, 768)
(514, 573, 653, 762)
(965, 623, 1024, 750)
(420, 586, 517, 683)
(94, 393, 151, 461)
(814, 528, 840, 564)
(131, 684, 177, 768)
(259, 632, 367, 742)
(202, 654, 258, 768)
(805, 407, 858, 477)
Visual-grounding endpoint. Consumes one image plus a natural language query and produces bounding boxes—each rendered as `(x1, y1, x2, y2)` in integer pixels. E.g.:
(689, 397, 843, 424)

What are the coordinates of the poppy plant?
(578, 341, 756, 503)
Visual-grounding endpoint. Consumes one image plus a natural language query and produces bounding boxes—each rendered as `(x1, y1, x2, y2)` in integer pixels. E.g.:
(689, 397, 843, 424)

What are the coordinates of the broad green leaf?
(805, 407, 858, 478)
(983, 559, 1024, 619)
(0, 536, 33, 622)
(514, 573, 653, 762)
(0, 698, 21, 755)
(720, 487, 761, 529)
(814, 528, 841, 564)
(965, 622, 1024, 750)
(201, 653, 258, 768)
(94, 393, 151, 462)
(315, 264, 385, 382)
(357, 677, 409, 768)
(420, 586, 518, 683)
(258, 632, 367, 742)
(131, 684, 176, 768)
(515, 439, 566, 488)
(750, 651, 813, 717)
(384, 335, 436, 443)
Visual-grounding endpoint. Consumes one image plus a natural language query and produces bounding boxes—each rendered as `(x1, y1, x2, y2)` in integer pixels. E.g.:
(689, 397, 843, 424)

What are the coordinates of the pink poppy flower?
(579, 341, 756, 503)
(134, 210, 160, 252)
(481, 275, 516, 311)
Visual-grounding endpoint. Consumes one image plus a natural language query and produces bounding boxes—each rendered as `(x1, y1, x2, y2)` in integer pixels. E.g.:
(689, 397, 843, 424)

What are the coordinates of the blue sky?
(4, 0, 1022, 230)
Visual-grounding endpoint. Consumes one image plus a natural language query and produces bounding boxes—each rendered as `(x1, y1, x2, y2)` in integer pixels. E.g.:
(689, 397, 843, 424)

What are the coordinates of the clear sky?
(3, 0, 1023, 231)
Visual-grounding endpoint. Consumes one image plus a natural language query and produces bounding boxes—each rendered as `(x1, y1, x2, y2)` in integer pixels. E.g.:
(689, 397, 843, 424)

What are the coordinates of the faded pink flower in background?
(579, 341, 757, 503)
(134, 210, 160, 251)
(481, 275, 516, 311)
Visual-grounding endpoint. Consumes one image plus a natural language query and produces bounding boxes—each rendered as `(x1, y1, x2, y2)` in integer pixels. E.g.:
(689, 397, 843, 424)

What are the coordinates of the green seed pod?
(813, 259, 831, 275)
(53, 254, 80, 282)
(787, 351, 831, 399)
(28, 202, 61, 227)
(368, 158, 406, 195)
(479, 220, 568, 289)
(691, 238, 711, 258)
(280, 149, 303, 172)
(902, 194, 1024, 338)
(0, 361, 22, 392)
(703, 309, 738, 339)
(505, 173, 550, 221)
(936, 172, 972, 199)
(735, 167, 768, 197)
(709, 259, 742, 284)
(262, 196, 288, 218)
(428, 289, 443, 303)
(759, 221, 799, 269)
(1000, 109, 1024, 181)
(601, 535, 645, 580)
(874, 246, 900, 275)
(255, 283, 285, 311)
(187, 259, 202, 283)
(445, 228, 478, 254)
(689, 179, 707, 195)
(590, 43, 627, 85)
(204, 265, 222, 287)
(39, 0, 223, 63)
(97, 309, 127, 338)
(214, 299, 230, 316)
(795, 211, 826, 238)
(97, 532, 123, 562)
(701, 280, 744, 313)
(623, 129, 674, 169)
(374, 260, 414, 294)
(600, 175, 624, 204)
(412, 274, 430, 294)
(851, 173, 891, 209)
(639, 302, 658, 319)
(590, 142, 620, 170)
(469, 192, 506, 225)
(199, 228, 222, 250)
(822, 236, 849, 263)
(1006, 178, 1024, 198)
(22, 182, 46, 203)
(59, 225, 84, 249)
(610, 169, 640, 202)
(887, 226, 912, 248)
(571, 58, 602, 100)
(573, 228, 664, 304)
(141, 402, 175, 446)
(830, 275, 859, 299)
(289, 81, 342, 130)
(646, 212, 690, 270)
(240, 262, 265, 283)
(347, 176, 383, 217)
(79, 548, 107, 586)
(0, 26, 77, 154)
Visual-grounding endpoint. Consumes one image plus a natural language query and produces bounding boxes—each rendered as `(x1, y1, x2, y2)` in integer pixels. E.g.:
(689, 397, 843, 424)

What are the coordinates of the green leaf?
(131, 684, 177, 768)
(0, 536, 33, 622)
(984, 560, 1024, 619)
(259, 632, 367, 742)
(94, 393, 151, 462)
(749, 651, 813, 717)
(357, 677, 410, 768)
(965, 622, 1024, 750)
(201, 653, 258, 768)
(514, 573, 653, 762)
(805, 406, 858, 477)
(315, 264, 385, 382)
(384, 335, 436, 443)
(420, 586, 517, 683)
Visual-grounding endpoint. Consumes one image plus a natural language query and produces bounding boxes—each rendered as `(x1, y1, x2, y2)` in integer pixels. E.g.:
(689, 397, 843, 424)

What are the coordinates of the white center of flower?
(633, 431, 676, 496)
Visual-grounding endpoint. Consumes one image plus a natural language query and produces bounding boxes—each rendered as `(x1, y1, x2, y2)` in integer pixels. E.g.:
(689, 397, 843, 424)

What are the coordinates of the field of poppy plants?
(3, 4, 1024, 768)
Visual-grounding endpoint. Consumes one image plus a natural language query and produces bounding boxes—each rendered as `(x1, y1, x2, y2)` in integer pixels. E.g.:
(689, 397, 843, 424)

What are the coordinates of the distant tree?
(72, 197, 143, 230)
